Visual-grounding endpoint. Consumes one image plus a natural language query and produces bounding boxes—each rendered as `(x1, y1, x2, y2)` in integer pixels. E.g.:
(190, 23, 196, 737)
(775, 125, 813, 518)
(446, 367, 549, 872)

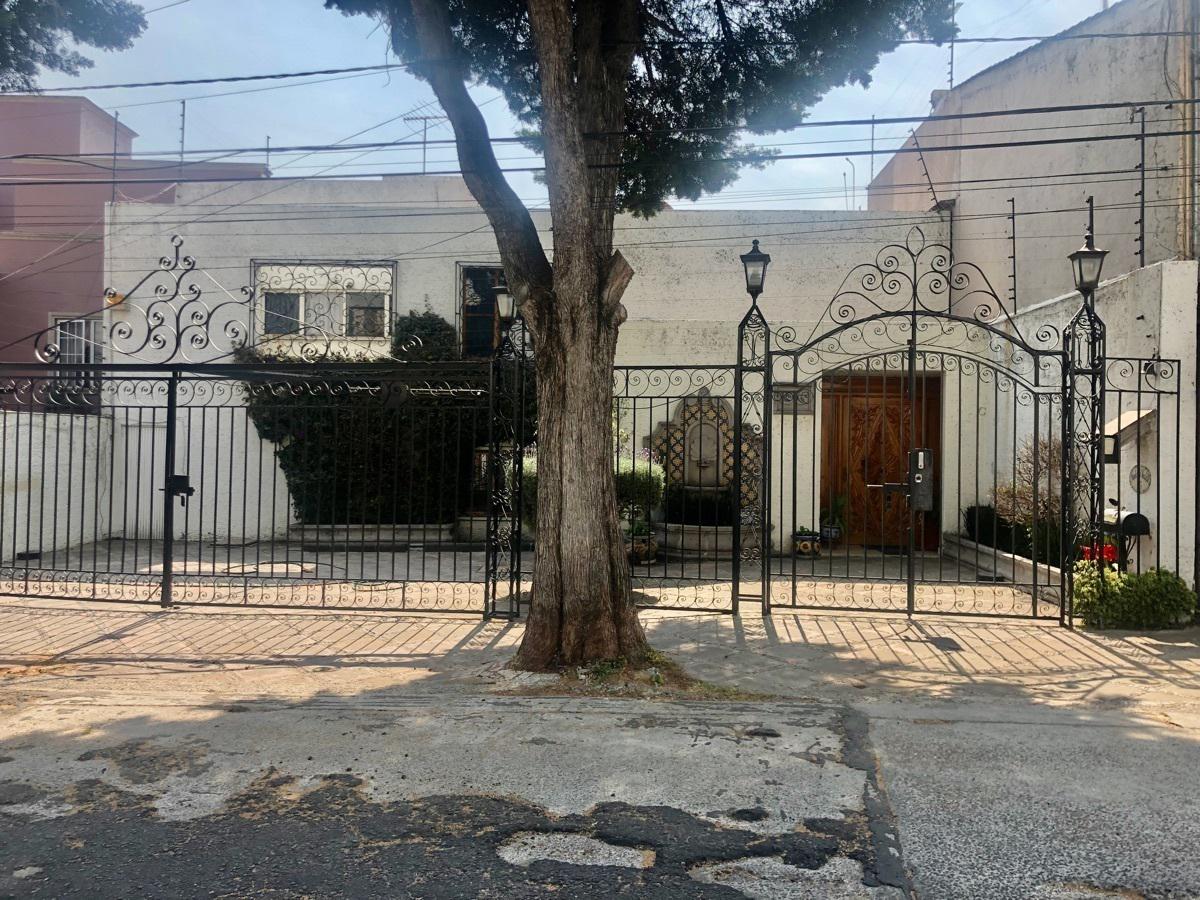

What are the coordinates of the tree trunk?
(511, 290, 648, 671)
(403, 0, 647, 670)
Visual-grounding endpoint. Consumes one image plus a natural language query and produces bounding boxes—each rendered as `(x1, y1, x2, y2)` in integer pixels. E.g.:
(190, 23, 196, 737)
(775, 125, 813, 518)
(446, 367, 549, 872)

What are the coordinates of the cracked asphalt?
(1, 695, 903, 898)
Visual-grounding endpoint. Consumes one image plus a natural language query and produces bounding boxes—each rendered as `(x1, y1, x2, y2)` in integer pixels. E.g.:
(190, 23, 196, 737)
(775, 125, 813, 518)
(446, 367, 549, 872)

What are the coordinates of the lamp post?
(1069, 210, 1109, 307)
(740, 239, 771, 302)
(733, 239, 772, 613)
(1064, 196, 1109, 627)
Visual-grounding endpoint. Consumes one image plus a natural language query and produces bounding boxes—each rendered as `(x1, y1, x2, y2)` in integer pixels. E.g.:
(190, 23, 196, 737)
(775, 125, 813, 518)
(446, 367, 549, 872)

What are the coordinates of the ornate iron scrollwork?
(776, 226, 1060, 365)
(9, 237, 426, 366)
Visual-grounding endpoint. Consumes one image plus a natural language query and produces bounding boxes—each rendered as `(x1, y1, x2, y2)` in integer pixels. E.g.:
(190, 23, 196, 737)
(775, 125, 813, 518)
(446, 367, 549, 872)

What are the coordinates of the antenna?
(403, 115, 446, 173)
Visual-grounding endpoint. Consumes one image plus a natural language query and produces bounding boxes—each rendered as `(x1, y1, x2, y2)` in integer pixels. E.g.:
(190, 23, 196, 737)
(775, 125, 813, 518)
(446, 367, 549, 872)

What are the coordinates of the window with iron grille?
(460, 266, 510, 358)
(53, 316, 103, 367)
(262, 292, 300, 335)
(253, 263, 394, 343)
(50, 316, 103, 402)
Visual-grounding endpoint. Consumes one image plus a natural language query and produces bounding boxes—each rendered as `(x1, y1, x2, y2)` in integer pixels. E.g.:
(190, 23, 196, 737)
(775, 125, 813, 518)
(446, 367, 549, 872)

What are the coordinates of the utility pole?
(403, 115, 445, 173)
(1134, 106, 1146, 267)
(869, 114, 876, 186)
(111, 111, 120, 204)
(178, 100, 187, 179)
(265, 135, 271, 172)
(1008, 197, 1018, 312)
(844, 156, 856, 210)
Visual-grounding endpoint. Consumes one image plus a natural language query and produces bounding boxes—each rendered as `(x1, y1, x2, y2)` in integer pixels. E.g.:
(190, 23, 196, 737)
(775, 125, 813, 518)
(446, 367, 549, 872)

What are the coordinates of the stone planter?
(455, 515, 490, 543)
(292, 524, 453, 550)
(655, 523, 736, 555)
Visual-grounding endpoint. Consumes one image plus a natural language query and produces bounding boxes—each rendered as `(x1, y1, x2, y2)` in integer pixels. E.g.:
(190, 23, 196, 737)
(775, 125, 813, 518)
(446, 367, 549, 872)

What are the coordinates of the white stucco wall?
(103, 176, 946, 368)
(0, 411, 113, 562)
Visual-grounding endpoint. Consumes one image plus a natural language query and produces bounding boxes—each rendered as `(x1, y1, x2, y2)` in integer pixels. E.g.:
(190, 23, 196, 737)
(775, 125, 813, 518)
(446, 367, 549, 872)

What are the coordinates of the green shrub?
(240, 313, 487, 525)
(521, 454, 665, 527)
(1073, 561, 1197, 630)
(963, 504, 1063, 567)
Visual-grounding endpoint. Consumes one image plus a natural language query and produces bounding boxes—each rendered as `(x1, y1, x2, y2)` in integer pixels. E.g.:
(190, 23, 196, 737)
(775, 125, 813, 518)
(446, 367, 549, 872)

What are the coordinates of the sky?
(35, 0, 1099, 212)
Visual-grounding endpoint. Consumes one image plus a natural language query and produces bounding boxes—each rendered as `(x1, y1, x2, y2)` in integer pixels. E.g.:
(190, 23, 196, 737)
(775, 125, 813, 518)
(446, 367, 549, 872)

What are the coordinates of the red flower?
(1081, 543, 1118, 563)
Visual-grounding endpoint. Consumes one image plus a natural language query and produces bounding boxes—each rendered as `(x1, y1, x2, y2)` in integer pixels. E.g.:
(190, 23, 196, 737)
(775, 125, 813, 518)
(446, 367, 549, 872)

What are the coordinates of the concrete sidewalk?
(2, 598, 1198, 711)
(2, 597, 1199, 898)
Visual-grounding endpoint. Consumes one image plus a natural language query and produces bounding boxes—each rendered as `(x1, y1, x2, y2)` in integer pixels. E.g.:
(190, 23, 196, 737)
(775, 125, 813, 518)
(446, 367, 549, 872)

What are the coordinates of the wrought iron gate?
(730, 225, 1183, 621)
(0, 236, 528, 616)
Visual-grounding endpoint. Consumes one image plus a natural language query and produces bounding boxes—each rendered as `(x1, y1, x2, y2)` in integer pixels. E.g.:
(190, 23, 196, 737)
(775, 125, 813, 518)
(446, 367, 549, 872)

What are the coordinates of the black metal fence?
(1, 232, 1190, 623)
(0, 362, 505, 613)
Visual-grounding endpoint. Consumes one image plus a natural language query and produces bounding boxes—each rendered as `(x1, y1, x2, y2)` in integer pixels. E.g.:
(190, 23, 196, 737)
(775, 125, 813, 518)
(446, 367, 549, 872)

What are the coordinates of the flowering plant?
(1080, 543, 1118, 564)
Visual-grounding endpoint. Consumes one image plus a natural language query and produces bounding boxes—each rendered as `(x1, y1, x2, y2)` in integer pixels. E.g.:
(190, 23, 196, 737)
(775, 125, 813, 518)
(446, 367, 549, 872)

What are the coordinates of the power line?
(3, 64, 398, 94)
(632, 30, 1197, 47)
(7, 108, 1164, 168)
(3, 95, 1189, 164)
(2, 164, 1184, 230)
(11, 28, 1192, 97)
(1, 124, 1194, 186)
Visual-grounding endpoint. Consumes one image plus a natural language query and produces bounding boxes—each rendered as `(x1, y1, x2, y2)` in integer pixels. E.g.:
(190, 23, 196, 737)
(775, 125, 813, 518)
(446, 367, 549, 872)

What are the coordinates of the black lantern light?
(494, 286, 515, 321)
(1069, 206, 1108, 295)
(740, 239, 771, 301)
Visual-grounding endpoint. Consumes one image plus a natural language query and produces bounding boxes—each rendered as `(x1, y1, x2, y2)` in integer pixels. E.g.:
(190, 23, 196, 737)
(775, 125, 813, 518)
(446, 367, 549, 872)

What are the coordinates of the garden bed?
(941, 533, 1062, 595)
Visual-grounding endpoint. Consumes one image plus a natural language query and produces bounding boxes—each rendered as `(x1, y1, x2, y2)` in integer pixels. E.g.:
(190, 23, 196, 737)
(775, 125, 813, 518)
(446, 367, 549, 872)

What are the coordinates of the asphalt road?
(2, 689, 1197, 898)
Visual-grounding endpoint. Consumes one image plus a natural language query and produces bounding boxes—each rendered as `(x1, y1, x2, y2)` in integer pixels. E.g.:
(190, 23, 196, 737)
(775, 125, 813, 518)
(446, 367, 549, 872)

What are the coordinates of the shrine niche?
(647, 388, 764, 552)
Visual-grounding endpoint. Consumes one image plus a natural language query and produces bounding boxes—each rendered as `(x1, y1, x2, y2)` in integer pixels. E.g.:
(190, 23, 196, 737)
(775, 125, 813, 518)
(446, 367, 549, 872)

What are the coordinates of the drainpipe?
(1188, 0, 1200, 591)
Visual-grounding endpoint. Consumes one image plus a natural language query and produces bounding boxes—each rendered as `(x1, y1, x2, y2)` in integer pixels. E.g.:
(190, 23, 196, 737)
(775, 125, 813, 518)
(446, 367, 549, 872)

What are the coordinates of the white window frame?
(51, 315, 103, 367)
(252, 262, 395, 343)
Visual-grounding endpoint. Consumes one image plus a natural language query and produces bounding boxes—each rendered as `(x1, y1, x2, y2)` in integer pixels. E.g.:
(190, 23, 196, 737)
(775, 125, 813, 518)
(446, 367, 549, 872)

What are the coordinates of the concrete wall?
(869, 0, 1190, 312)
(0, 411, 114, 562)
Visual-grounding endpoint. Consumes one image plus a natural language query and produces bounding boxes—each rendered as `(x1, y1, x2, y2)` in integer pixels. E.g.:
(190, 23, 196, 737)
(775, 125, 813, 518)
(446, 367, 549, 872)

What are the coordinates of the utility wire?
(5, 108, 1165, 166)
(3, 95, 1188, 160)
(2, 165, 1184, 230)
(2, 64, 398, 94)
(0, 124, 1194, 186)
(10, 28, 1194, 96)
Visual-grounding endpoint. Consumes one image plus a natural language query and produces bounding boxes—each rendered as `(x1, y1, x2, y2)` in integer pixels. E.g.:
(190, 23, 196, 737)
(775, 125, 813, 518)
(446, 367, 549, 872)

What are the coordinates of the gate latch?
(162, 474, 195, 508)
(868, 449, 935, 513)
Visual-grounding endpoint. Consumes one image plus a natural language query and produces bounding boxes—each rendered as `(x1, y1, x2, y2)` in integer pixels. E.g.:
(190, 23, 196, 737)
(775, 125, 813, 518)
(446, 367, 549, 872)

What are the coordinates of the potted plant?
(820, 494, 847, 543)
(791, 526, 821, 557)
(626, 518, 659, 565)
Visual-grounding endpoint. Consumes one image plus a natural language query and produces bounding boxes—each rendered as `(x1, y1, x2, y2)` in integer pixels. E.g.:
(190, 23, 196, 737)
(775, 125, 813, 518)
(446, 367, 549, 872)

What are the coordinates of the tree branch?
(408, 0, 552, 322)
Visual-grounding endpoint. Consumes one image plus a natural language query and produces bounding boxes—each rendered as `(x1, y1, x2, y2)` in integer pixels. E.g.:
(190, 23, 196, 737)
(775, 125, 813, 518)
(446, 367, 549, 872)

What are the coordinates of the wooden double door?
(820, 374, 941, 551)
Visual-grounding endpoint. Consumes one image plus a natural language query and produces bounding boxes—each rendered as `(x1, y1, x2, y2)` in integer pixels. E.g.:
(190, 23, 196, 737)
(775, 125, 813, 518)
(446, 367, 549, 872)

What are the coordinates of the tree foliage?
(0, 1, 146, 92)
(327, 0, 954, 215)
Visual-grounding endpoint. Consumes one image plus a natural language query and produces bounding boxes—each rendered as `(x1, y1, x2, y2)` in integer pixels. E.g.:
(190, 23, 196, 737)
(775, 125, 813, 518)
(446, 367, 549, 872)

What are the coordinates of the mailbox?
(1102, 508, 1150, 538)
(1101, 507, 1151, 573)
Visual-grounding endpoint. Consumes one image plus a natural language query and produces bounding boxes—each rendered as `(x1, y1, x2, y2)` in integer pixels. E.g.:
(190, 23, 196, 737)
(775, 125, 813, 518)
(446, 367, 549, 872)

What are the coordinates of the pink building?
(0, 95, 267, 363)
